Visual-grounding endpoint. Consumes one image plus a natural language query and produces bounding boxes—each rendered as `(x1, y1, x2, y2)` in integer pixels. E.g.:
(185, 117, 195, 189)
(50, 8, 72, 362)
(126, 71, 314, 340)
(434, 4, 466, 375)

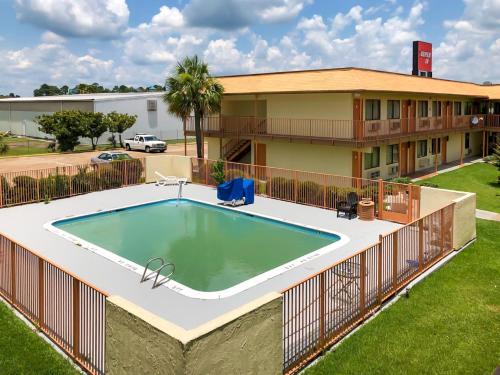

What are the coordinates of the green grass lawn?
(0, 301, 79, 374)
(305, 219, 500, 375)
(2, 137, 52, 156)
(416, 163, 500, 213)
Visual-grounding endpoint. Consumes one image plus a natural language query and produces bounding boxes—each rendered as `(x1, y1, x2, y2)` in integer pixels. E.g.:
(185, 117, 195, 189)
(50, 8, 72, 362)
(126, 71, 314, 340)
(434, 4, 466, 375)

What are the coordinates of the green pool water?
(53, 199, 340, 293)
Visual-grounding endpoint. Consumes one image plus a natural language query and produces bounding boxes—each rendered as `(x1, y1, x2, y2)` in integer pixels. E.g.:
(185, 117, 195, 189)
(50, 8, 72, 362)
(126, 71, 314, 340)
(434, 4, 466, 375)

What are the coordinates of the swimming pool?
(46, 199, 348, 299)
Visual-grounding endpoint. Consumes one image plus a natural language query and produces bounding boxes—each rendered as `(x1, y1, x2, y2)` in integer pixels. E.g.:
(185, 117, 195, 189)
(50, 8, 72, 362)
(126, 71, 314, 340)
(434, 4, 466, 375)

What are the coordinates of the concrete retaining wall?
(145, 155, 193, 183)
(420, 186, 476, 249)
(106, 293, 283, 375)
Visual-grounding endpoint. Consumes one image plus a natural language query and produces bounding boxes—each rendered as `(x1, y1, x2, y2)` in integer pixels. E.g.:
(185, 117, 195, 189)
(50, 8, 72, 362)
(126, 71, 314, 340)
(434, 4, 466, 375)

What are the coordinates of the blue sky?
(0, 0, 499, 95)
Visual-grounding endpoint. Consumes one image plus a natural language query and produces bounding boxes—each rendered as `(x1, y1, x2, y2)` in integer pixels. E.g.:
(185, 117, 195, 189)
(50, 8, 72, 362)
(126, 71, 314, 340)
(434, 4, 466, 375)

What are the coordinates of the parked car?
(91, 151, 133, 164)
(124, 134, 166, 153)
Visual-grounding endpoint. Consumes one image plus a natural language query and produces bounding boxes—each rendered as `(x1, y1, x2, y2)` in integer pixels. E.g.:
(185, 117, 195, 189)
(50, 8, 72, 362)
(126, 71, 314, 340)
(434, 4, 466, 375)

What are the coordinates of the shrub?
(297, 180, 322, 204)
(11, 176, 38, 201)
(39, 174, 70, 198)
(271, 177, 294, 199)
(0, 176, 11, 205)
(389, 176, 412, 184)
(98, 165, 123, 189)
(420, 182, 439, 188)
(210, 160, 225, 185)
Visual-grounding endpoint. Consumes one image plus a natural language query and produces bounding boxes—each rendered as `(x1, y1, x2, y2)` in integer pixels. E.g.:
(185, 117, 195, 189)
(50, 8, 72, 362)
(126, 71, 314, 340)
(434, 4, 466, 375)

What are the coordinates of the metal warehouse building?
(0, 92, 183, 143)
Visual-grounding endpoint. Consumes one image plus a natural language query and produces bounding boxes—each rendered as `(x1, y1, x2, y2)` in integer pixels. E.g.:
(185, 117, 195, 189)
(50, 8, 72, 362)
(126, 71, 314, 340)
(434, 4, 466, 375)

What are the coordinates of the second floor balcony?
(186, 114, 500, 145)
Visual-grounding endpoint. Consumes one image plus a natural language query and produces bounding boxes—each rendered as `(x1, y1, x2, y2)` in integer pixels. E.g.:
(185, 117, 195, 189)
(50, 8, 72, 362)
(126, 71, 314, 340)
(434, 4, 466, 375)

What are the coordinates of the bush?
(420, 182, 439, 188)
(39, 174, 71, 198)
(271, 177, 294, 199)
(389, 176, 412, 184)
(0, 176, 11, 205)
(211, 160, 225, 185)
(11, 176, 38, 201)
(297, 180, 322, 204)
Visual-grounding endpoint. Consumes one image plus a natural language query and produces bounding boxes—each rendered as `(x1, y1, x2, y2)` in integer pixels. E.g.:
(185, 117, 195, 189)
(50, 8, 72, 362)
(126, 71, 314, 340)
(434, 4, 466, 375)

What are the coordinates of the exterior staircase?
(223, 139, 251, 162)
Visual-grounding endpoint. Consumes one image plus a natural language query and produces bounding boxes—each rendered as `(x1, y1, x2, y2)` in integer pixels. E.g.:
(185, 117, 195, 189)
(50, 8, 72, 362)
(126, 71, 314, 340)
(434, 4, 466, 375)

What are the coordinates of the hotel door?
(254, 143, 266, 166)
(408, 141, 416, 174)
(401, 101, 409, 133)
(400, 143, 408, 175)
(409, 100, 416, 132)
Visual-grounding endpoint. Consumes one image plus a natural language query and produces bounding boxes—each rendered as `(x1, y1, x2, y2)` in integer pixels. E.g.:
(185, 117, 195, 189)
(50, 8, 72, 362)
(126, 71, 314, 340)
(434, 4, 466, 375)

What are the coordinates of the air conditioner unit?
(368, 122, 381, 132)
(389, 165, 399, 175)
(390, 121, 400, 130)
(370, 170, 380, 179)
(418, 158, 429, 168)
(147, 99, 157, 111)
(420, 119, 430, 128)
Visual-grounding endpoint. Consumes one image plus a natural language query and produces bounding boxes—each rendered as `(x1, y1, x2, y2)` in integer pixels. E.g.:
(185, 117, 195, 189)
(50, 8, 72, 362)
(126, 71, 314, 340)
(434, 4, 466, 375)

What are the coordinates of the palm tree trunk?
(195, 112, 203, 158)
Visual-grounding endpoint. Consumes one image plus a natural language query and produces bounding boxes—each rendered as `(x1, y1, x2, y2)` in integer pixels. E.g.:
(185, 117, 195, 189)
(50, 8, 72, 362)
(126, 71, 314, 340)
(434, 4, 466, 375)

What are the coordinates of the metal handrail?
(140, 257, 164, 283)
(152, 263, 175, 289)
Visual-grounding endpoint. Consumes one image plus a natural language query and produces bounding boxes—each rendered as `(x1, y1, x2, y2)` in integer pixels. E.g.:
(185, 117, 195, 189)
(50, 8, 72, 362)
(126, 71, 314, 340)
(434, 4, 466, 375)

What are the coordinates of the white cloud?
(13, 0, 129, 39)
(433, 0, 500, 82)
(151, 6, 184, 28)
(41, 31, 65, 44)
(183, 0, 312, 29)
(0, 43, 114, 94)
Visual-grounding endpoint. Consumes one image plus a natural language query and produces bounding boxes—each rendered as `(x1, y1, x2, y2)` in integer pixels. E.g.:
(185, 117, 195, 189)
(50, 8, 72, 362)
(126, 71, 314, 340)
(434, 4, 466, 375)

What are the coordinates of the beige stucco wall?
(106, 293, 283, 375)
(259, 140, 353, 176)
(184, 296, 282, 375)
(145, 154, 193, 183)
(420, 186, 476, 249)
(106, 297, 185, 375)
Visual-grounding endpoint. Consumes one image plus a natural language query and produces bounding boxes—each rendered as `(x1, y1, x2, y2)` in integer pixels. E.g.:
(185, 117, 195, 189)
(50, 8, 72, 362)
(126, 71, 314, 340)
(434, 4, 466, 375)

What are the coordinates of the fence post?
(323, 174, 327, 208)
(440, 209, 445, 255)
(360, 252, 366, 316)
(0, 176, 3, 208)
(10, 241, 16, 304)
(38, 258, 44, 328)
(72, 278, 80, 360)
(378, 179, 384, 220)
(319, 272, 326, 347)
(418, 220, 424, 270)
(377, 235, 383, 304)
(124, 160, 129, 186)
(205, 160, 209, 185)
(392, 232, 398, 292)
(294, 171, 298, 203)
(407, 184, 413, 223)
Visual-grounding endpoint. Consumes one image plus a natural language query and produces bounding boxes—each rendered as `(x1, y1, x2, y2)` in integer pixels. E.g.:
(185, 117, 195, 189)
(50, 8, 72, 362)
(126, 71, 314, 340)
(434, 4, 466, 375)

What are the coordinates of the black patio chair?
(336, 192, 359, 220)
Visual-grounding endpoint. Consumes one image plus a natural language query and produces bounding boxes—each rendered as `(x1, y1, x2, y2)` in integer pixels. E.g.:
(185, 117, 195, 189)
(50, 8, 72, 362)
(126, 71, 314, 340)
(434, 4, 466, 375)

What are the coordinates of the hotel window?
(465, 133, 470, 149)
(432, 101, 442, 117)
(364, 147, 380, 170)
(386, 144, 399, 165)
(418, 101, 429, 118)
(387, 100, 400, 119)
(417, 140, 427, 158)
(431, 138, 441, 155)
(464, 102, 473, 115)
(454, 101, 462, 116)
(365, 100, 381, 120)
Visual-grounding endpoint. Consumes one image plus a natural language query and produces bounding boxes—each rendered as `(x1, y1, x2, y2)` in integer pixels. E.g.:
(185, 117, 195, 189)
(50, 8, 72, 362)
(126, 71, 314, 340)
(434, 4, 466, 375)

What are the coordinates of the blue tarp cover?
(217, 178, 254, 205)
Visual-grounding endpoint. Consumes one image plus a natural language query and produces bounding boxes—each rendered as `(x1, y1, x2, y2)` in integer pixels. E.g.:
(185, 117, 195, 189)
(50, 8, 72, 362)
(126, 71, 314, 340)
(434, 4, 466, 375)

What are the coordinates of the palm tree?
(163, 56, 224, 158)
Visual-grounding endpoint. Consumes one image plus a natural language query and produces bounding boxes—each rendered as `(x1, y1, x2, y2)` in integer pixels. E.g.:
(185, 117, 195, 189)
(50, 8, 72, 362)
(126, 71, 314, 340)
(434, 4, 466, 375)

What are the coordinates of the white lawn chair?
(155, 172, 180, 186)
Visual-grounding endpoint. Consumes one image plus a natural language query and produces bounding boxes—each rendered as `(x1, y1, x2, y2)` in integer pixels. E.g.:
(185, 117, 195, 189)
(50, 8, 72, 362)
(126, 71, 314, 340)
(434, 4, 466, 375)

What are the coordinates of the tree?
(34, 83, 62, 96)
(83, 112, 107, 150)
(0, 133, 9, 155)
(36, 111, 86, 151)
(163, 55, 224, 158)
(104, 112, 137, 147)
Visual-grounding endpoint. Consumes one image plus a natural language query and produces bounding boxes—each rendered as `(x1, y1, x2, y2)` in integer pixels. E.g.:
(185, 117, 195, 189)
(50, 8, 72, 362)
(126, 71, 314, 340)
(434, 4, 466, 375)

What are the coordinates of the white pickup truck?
(124, 134, 166, 153)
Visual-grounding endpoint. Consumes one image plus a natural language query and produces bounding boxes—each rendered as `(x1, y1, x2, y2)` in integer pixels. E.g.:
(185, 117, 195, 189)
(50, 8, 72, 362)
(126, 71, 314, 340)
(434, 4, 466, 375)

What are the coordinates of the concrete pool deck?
(0, 183, 401, 329)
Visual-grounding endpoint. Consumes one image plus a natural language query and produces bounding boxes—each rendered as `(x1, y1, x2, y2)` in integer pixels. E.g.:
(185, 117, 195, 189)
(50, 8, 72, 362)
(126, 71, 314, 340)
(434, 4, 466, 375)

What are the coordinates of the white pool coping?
(44, 197, 350, 299)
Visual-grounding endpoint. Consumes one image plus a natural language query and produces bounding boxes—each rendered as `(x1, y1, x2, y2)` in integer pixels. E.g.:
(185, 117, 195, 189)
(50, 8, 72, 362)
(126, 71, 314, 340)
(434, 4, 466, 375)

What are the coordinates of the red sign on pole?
(416, 41, 432, 72)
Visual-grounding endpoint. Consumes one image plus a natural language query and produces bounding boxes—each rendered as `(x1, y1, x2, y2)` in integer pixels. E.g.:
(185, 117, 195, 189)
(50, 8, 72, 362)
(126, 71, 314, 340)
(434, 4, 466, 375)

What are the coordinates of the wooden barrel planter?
(358, 198, 375, 221)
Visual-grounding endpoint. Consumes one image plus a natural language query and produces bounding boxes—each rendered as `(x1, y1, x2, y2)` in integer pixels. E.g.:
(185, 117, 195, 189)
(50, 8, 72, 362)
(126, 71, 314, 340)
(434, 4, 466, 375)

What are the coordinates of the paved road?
(0, 142, 206, 173)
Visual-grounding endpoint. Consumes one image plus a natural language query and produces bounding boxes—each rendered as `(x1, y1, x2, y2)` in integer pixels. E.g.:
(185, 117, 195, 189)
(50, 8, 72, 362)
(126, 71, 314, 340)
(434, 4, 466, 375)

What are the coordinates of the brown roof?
(217, 67, 498, 99)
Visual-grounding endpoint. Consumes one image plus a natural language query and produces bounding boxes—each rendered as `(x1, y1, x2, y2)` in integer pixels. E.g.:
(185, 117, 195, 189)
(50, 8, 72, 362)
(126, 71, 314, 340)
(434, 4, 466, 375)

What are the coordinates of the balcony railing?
(186, 114, 500, 143)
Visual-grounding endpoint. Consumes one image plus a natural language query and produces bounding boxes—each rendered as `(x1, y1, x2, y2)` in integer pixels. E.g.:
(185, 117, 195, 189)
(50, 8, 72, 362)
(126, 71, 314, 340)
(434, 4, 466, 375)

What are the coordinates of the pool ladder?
(140, 257, 175, 289)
